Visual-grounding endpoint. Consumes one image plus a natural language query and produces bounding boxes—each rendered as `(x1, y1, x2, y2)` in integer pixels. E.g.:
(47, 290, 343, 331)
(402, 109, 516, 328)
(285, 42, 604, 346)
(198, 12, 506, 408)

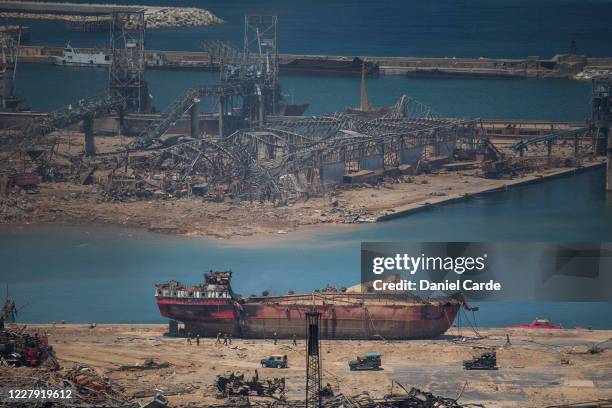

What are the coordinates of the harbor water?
(15, 0, 612, 58)
(1, 169, 611, 328)
(2, 0, 612, 330)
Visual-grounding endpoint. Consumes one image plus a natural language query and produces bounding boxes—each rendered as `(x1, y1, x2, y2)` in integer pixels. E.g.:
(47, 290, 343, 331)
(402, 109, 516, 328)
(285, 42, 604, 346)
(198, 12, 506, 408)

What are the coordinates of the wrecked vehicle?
(349, 352, 382, 371)
(216, 370, 286, 398)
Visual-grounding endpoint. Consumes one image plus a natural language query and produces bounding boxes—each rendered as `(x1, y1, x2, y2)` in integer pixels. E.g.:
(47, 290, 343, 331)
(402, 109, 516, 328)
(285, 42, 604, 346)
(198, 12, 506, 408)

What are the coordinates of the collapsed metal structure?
(125, 99, 477, 202)
(8, 95, 125, 156)
(2, 14, 606, 201)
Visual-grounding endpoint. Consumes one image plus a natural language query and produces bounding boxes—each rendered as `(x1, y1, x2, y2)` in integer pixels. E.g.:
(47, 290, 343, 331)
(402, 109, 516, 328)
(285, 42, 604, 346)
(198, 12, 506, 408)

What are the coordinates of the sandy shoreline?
(5, 323, 610, 407)
(0, 161, 604, 243)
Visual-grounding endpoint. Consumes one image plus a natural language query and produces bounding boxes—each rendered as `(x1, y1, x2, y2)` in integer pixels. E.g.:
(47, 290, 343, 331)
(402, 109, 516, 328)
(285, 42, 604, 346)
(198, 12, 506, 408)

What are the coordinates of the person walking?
(273, 332, 278, 345)
(216, 332, 222, 345)
(292, 334, 297, 347)
(196, 334, 200, 346)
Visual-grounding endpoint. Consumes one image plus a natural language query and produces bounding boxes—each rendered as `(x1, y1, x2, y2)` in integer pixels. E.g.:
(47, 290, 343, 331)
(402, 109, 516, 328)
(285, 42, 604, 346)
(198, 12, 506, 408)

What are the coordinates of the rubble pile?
(0, 6, 223, 29)
(0, 363, 134, 407)
(216, 371, 286, 399)
(64, 364, 131, 404)
(310, 387, 480, 408)
(198, 386, 480, 408)
(0, 326, 58, 369)
(463, 350, 498, 370)
(111, 358, 172, 372)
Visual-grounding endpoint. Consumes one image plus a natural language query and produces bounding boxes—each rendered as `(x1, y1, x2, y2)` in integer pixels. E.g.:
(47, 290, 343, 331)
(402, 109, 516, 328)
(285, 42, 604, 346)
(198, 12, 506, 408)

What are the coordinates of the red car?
(512, 319, 563, 329)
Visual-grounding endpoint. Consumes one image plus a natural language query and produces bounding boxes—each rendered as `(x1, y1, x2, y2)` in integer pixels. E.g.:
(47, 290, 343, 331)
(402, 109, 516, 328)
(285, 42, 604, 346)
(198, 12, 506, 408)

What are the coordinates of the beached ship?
(155, 271, 465, 339)
(50, 42, 111, 67)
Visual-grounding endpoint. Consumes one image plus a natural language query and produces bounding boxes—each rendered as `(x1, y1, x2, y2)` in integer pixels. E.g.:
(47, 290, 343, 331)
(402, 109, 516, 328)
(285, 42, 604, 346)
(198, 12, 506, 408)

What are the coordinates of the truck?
(260, 355, 288, 368)
(349, 352, 382, 371)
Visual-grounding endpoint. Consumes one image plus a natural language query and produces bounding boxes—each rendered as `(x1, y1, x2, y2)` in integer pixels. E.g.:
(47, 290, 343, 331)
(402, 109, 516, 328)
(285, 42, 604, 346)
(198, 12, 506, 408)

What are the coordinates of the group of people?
(273, 332, 298, 347)
(215, 332, 233, 345)
(185, 331, 299, 346)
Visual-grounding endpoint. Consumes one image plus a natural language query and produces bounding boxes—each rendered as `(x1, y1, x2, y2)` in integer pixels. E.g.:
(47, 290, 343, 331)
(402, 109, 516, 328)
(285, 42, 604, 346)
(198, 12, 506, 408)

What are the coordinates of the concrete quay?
(16, 45, 612, 79)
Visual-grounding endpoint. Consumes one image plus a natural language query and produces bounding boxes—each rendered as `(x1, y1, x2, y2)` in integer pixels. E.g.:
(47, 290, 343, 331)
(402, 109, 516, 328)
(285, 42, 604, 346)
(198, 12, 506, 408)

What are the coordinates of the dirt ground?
(0, 157, 604, 240)
(8, 324, 611, 407)
(0, 131, 604, 239)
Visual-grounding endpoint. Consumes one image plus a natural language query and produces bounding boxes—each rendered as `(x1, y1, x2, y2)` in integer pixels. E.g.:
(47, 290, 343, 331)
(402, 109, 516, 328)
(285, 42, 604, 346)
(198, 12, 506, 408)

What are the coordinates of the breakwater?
(16, 45, 612, 79)
(0, 1, 223, 29)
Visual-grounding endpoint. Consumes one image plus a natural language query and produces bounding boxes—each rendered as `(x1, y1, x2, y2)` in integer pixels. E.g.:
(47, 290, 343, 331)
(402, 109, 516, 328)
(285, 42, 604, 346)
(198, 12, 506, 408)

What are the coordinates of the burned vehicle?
(349, 352, 382, 371)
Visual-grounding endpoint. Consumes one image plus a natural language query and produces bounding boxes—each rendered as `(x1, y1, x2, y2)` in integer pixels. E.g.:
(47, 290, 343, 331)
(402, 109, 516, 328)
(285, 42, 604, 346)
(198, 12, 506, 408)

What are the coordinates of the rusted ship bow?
(155, 272, 465, 340)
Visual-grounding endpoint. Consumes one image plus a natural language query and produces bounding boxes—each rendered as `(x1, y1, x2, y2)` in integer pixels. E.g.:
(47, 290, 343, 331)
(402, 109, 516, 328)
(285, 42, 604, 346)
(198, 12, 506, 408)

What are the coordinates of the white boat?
(50, 42, 111, 67)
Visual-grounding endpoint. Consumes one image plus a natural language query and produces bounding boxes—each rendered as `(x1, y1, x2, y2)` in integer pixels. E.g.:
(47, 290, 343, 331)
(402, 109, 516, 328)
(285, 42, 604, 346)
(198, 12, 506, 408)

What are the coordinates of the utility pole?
(305, 311, 322, 408)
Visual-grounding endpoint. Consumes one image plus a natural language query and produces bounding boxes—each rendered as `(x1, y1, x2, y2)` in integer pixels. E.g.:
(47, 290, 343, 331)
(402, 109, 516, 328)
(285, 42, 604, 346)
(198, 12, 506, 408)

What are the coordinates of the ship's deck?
(246, 291, 463, 307)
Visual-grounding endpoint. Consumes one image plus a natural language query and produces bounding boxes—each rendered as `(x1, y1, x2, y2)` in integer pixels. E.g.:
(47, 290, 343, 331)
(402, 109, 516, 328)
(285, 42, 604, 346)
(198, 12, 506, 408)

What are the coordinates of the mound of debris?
(0, 363, 134, 407)
(463, 350, 498, 370)
(202, 386, 481, 408)
(0, 326, 58, 369)
(111, 358, 172, 372)
(216, 370, 286, 399)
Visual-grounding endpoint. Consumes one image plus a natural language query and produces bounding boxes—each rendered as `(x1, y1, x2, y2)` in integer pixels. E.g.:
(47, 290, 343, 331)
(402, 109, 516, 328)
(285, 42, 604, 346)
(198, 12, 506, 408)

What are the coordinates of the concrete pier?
(17, 45, 612, 79)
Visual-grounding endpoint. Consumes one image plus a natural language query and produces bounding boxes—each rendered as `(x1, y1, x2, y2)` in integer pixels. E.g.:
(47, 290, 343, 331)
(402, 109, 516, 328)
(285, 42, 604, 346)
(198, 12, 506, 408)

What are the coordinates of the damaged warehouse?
(100, 100, 480, 204)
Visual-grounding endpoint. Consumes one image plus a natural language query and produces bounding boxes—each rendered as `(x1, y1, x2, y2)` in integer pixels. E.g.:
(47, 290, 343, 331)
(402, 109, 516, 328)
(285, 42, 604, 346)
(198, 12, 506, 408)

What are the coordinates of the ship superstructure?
(50, 42, 111, 67)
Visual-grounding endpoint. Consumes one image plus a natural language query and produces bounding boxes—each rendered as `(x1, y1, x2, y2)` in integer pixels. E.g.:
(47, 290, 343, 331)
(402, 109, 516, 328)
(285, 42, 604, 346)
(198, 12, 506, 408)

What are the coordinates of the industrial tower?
(0, 29, 23, 111)
(305, 311, 322, 408)
(243, 15, 279, 115)
(108, 10, 153, 114)
(591, 78, 612, 190)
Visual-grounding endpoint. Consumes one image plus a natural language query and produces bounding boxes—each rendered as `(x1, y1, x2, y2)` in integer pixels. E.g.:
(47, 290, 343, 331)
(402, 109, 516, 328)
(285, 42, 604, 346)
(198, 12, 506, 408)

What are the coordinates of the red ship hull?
(156, 297, 461, 340)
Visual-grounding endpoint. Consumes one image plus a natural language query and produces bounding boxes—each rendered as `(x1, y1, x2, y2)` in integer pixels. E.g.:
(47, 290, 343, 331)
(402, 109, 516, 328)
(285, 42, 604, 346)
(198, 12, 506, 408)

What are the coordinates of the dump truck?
(349, 352, 382, 371)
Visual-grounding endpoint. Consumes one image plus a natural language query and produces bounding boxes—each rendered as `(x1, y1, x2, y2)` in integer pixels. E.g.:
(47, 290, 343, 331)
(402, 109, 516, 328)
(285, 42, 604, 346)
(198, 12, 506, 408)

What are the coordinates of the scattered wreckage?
(216, 370, 286, 399)
(463, 350, 498, 371)
(349, 352, 382, 371)
(214, 386, 485, 408)
(0, 363, 133, 407)
(0, 326, 58, 368)
(1, 299, 59, 369)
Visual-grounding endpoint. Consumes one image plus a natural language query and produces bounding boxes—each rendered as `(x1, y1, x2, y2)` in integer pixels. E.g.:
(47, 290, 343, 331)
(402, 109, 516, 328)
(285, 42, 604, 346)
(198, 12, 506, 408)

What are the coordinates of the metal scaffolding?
(305, 311, 322, 408)
(108, 10, 152, 114)
(0, 28, 23, 111)
(591, 78, 612, 190)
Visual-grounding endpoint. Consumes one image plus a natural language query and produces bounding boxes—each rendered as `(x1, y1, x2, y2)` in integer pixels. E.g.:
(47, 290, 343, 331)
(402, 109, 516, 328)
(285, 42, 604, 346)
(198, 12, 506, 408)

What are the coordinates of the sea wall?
(0, 2, 223, 29)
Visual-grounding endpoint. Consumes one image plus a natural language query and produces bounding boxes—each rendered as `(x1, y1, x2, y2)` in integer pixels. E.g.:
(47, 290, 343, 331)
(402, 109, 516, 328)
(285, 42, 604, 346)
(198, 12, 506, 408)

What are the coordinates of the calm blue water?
(5, 0, 612, 330)
(17, 63, 592, 121)
(13, 0, 612, 58)
(1, 169, 611, 328)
